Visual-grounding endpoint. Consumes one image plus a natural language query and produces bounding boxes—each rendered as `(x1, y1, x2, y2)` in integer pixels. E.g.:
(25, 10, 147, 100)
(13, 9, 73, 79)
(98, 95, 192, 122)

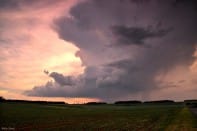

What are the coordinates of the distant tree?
(86, 102, 107, 105)
(143, 100, 175, 104)
(47, 101, 66, 104)
(3, 99, 67, 105)
(0, 96, 5, 102)
(114, 100, 142, 105)
(184, 99, 197, 107)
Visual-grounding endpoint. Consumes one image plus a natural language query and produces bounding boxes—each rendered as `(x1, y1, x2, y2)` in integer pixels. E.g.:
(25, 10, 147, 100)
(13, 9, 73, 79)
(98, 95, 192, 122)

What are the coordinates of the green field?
(0, 103, 197, 130)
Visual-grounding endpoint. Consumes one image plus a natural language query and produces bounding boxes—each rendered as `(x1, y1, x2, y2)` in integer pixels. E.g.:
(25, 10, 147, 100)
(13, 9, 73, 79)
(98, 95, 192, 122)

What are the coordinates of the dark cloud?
(25, 81, 67, 97)
(0, 0, 21, 11)
(26, 0, 197, 101)
(0, 0, 60, 11)
(172, 0, 197, 9)
(107, 59, 134, 69)
(44, 70, 49, 75)
(49, 72, 75, 86)
(111, 25, 171, 45)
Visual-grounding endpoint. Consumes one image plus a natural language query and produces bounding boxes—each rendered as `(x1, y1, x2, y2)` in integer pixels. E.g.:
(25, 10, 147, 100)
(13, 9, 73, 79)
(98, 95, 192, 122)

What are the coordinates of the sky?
(0, 0, 197, 103)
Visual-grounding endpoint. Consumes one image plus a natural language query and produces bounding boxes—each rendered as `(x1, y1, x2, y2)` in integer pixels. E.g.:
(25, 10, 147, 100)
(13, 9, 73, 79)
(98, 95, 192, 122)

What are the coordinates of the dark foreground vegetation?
(0, 97, 197, 130)
(184, 99, 197, 108)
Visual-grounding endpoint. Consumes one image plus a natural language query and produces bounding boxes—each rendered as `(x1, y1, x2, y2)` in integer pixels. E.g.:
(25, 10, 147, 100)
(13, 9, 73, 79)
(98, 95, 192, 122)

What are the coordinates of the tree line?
(1, 96, 196, 106)
(0, 96, 66, 104)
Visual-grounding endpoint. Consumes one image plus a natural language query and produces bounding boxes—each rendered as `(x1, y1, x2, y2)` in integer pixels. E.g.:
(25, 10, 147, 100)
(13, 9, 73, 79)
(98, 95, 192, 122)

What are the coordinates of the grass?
(0, 102, 196, 130)
(166, 107, 197, 131)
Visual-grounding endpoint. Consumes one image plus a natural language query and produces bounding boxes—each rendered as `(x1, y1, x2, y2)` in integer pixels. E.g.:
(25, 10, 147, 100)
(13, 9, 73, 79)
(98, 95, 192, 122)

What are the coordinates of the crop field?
(0, 103, 197, 131)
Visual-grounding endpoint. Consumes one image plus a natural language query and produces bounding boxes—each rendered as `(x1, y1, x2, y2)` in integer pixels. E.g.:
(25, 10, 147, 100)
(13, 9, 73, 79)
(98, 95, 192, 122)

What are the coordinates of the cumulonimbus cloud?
(25, 0, 197, 101)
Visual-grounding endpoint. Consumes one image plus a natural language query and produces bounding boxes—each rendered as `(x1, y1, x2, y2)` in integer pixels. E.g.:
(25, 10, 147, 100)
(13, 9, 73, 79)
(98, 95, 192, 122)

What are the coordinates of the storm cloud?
(25, 0, 197, 101)
(111, 25, 171, 45)
(49, 72, 75, 86)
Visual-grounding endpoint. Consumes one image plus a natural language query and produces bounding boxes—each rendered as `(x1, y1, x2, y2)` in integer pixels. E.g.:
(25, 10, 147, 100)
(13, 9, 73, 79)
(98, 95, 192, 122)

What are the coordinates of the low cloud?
(49, 72, 75, 86)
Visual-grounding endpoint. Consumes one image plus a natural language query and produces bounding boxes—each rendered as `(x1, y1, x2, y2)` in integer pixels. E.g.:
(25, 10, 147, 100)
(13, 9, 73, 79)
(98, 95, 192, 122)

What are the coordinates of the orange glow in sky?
(0, 0, 98, 104)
